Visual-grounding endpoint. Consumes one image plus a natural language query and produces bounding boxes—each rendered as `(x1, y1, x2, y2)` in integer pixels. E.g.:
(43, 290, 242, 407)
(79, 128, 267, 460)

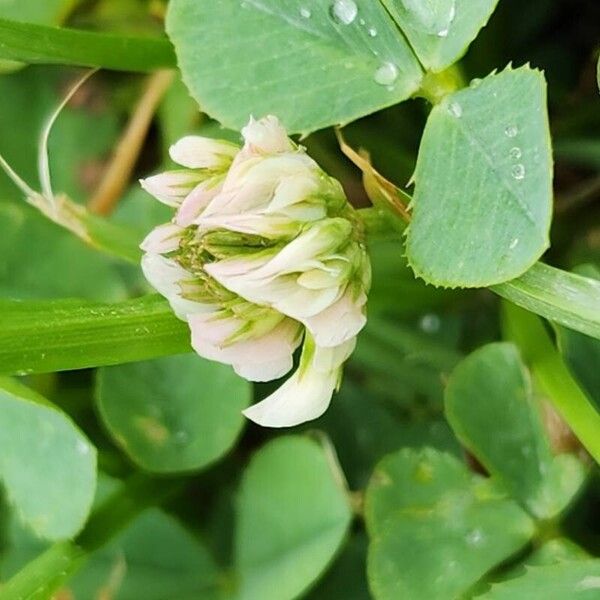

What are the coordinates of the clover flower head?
(140, 116, 370, 427)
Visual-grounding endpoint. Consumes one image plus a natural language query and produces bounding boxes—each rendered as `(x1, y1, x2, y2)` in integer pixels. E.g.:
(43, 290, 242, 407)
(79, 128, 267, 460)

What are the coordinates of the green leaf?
(0, 295, 190, 376)
(503, 302, 600, 464)
(382, 0, 499, 71)
(1, 475, 183, 600)
(0, 202, 130, 301)
(235, 436, 352, 600)
(95, 354, 250, 473)
(0, 18, 176, 72)
(480, 561, 600, 599)
(493, 262, 600, 342)
(365, 448, 535, 600)
(0, 377, 96, 540)
(445, 342, 586, 519)
(555, 265, 600, 409)
(0, 0, 76, 72)
(166, 0, 423, 134)
(71, 509, 223, 600)
(0, 0, 74, 25)
(406, 65, 553, 287)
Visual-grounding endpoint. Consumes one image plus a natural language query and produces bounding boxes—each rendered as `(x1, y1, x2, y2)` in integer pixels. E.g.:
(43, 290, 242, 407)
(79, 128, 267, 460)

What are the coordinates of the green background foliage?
(0, 0, 598, 599)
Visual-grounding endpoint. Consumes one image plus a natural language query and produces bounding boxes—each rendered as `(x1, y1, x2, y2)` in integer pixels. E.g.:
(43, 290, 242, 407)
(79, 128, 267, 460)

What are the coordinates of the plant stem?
(502, 302, 600, 464)
(88, 69, 174, 215)
(415, 64, 466, 104)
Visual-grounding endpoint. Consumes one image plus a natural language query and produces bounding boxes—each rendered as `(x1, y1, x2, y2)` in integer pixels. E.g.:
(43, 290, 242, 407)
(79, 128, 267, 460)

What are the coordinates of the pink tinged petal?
(175, 179, 223, 226)
(302, 288, 367, 347)
(188, 313, 302, 382)
(140, 223, 183, 254)
(241, 115, 293, 155)
(140, 171, 201, 206)
(141, 254, 212, 319)
(242, 338, 355, 427)
(169, 136, 239, 169)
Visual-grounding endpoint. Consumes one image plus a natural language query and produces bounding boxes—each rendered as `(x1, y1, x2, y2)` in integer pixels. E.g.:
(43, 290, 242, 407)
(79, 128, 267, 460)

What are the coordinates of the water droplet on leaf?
(173, 430, 189, 445)
(300, 7, 311, 18)
(420, 313, 441, 333)
(511, 164, 525, 180)
(368, 27, 377, 37)
(374, 62, 398, 86)
(447, 102, 462, 117)
(505, 125, 518, 138)
(330, 0, 358, 25)
(467, 529, 483, 546)
(509, 146, 522, 160)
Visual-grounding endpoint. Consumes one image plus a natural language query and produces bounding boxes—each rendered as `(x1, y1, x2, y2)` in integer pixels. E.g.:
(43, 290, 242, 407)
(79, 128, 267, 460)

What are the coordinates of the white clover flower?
(140, 116, 370, 427)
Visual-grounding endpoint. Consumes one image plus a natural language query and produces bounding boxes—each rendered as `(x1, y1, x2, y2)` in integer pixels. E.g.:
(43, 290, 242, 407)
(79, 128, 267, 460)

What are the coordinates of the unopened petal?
(169, 136, 239, 169)
(241, 115, 293, 155)
(140, 170, 201, 206)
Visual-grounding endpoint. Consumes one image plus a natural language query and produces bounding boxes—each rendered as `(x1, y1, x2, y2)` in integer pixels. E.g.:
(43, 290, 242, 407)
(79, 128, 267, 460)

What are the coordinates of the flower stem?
(88, 69, 174, 215)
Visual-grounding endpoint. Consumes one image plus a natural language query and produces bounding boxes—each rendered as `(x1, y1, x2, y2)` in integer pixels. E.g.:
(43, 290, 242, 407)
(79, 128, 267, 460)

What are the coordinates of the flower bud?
(140, 115, 370, 427)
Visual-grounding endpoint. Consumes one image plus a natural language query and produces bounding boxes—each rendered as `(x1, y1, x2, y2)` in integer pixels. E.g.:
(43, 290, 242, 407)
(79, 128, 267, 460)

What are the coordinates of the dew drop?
(420, 313, 441, 333)
(447, 101, 462, 118)
(509, 146, 522, 160)
(330, 0, 358, 25)
(505, 125, 518, 138)
(469, 78, 482, 89)
(467, 529, 483, 546)
(359, 18, 366, 25)
(368, 27, 378, 37)
(374, 62, 398, 86)
(437, 27, 449, 37)
(509, 238, 519, 249)
(300, 7, 311, 18)
(511, 164, 525, 180)
(173, 430, 189, 445)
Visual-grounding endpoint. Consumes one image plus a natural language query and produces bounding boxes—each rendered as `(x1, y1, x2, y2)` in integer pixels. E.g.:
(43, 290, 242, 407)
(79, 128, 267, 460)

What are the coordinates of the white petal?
(243, 365, 337, 427)
(175, 178, 223, 226)
(140, 171, 201, 206)
(141, 254, 211, 319)
(188, 313, 302, 382)
(140, 223, 183, 254)
(242, 339, 355, 427)
(241, 115, 293, 155)
(201, 154, 314, 220)
(198, 213, 299, 238)
(169, 136, 239, 169)
(302, 287, 367, 347)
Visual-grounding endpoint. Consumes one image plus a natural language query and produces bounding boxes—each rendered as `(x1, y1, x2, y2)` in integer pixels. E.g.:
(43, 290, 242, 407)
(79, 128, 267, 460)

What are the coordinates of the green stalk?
(502, 302, 600, 464)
